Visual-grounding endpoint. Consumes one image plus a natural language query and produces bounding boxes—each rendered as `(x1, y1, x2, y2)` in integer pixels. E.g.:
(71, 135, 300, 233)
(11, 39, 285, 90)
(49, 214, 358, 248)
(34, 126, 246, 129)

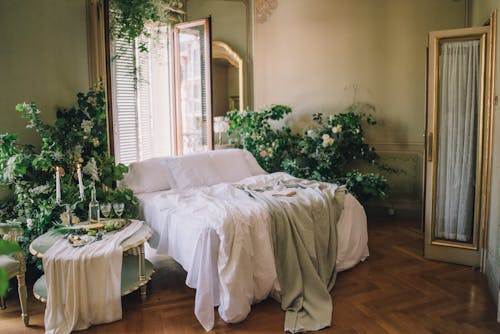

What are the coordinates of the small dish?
(67, 234, 96, 247)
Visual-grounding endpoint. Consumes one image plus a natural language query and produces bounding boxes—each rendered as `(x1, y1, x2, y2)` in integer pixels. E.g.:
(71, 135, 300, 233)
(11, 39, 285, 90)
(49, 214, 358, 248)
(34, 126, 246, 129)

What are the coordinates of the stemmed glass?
(113, 203, 125, 218)
(100, 203, 112, 220)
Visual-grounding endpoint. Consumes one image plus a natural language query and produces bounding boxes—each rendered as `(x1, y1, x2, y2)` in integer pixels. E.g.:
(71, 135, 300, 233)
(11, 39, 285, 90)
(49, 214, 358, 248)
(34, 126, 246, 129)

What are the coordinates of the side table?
(29, 221, 154, 302)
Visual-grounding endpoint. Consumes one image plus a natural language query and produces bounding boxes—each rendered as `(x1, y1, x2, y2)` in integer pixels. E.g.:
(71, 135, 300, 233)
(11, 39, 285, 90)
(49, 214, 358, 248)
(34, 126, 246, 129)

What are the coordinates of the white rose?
(332, 125, 343, 134)
(26, 218, 33, 230)
(307, 130, 316, 138)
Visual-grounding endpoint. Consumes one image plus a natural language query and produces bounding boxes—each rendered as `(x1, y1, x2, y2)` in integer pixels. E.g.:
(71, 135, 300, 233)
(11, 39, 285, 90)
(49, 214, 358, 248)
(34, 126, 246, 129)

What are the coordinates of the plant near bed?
(226, 103, 390, 202)
(0, 86, 139, 269)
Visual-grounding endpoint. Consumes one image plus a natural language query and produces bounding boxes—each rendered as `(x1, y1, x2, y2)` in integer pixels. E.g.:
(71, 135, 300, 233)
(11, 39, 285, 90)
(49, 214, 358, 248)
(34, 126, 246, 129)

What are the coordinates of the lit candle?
(77, 164, 84, 201)
(55, 166, 61, 204)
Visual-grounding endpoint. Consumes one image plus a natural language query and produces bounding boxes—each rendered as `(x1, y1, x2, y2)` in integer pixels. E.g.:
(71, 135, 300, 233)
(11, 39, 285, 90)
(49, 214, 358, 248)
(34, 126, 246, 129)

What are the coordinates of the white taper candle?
(77, 164, 84, 201)
(55, 166, 61, 204)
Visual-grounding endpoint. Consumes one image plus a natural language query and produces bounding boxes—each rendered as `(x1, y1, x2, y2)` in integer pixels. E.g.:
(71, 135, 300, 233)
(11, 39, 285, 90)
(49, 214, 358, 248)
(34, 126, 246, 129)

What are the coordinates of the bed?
(123, 149, 369, 332)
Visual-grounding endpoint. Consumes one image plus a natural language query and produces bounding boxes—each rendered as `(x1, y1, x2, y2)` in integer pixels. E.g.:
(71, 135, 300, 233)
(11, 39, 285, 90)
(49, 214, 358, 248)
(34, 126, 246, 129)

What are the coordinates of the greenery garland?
(109, 0, 184, 52)
(226, 103, 392, 203)
(0, 86, 139, 269)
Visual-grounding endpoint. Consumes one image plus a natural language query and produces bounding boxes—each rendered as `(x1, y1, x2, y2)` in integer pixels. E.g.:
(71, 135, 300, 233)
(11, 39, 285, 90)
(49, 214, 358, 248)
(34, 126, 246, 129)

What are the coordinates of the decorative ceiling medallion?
(255, 0, 278, 24)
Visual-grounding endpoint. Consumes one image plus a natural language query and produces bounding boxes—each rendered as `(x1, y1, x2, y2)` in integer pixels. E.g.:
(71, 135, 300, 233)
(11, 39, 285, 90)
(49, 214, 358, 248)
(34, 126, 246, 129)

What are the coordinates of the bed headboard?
(122, 149, 266, 194)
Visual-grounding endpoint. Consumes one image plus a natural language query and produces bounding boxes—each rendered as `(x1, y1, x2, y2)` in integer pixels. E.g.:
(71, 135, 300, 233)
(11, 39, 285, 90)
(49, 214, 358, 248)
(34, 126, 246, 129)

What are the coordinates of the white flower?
(322, 134, 335, 147)
(29, 184, 51, 195)
(355, 128, 360, 134)
(26, 218, 33, 230)
(307, 130, 317, 138)
(83, 157, 100, 182)
(81, 120, 94, 134)
(92, 138, 100, 147)
(332, 125, 343, 134)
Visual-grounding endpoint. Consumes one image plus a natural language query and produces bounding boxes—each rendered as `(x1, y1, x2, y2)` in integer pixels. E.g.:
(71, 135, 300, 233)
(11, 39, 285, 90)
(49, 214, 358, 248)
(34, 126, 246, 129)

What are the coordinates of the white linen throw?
(43, 220, 143, 334)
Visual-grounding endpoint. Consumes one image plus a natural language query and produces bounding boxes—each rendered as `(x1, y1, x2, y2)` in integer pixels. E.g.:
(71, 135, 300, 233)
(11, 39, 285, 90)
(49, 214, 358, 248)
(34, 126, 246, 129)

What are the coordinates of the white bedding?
(138, 172, 369, 331)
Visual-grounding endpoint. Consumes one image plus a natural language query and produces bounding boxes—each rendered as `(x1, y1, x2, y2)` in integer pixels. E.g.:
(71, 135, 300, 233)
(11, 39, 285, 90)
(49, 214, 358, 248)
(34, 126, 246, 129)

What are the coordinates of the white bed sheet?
(137, 172, 369, 331)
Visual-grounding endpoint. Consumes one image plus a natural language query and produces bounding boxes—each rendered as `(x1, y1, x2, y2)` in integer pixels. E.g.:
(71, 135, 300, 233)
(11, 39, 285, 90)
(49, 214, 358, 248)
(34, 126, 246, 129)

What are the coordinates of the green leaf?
(0, 268, 8, 297)
(0, 239, 21, 255)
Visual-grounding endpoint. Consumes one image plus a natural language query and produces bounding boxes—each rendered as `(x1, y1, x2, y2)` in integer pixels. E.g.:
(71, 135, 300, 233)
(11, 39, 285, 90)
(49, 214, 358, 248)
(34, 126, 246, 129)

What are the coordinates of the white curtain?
(434, 40, 479, 242)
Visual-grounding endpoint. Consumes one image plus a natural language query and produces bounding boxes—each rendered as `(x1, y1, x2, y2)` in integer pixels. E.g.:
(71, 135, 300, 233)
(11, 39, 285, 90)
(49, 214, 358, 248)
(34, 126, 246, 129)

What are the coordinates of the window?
(110, 25, 174, 165)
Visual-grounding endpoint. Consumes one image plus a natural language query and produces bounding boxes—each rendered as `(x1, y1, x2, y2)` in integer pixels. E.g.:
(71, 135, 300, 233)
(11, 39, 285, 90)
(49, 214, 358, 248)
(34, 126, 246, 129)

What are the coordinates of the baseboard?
(364, 200, 422, 218)
(485, 253, 500, 322)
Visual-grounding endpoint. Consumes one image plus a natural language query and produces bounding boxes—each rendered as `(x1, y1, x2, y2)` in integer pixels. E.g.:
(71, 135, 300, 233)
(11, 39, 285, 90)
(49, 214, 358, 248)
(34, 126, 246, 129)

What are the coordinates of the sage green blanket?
(240, 179, 345, 333)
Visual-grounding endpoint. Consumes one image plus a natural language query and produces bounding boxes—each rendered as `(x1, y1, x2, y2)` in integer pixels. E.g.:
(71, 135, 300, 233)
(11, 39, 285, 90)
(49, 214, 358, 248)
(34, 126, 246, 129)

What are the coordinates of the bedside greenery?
(0, 86, 139, 268)
(227, 103, 389, 202)
(0, 239, 21, 297)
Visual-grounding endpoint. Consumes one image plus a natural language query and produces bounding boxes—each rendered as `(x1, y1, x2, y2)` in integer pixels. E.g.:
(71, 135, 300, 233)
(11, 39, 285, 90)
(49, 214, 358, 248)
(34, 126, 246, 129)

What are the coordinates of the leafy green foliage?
(110, 0, 184, 52)
(227, 103, 390, 202)
(0, 239, 21, 297)
(0, 86, 139, 268)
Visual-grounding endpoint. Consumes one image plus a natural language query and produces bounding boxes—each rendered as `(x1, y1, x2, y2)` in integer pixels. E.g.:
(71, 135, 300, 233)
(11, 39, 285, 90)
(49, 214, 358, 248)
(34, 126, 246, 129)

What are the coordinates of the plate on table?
(67, 234, 96, 247)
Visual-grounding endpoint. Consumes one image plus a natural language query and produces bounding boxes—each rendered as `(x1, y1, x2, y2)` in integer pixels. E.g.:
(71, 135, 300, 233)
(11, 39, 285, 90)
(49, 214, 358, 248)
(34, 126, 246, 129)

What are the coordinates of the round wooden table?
(30, 221, 155, 302)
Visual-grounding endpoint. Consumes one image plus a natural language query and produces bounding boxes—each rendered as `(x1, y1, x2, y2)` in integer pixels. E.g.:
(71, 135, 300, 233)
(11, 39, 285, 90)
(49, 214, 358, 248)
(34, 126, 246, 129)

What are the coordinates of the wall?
(253, 0, 466, 209)
(0, 0, 90, 200)
(471, 0, 500, 317)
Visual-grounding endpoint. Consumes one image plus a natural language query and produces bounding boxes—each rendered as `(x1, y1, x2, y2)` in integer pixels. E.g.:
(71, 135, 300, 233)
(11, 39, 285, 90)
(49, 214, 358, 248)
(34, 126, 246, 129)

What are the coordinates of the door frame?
(424, 25, 494, 267)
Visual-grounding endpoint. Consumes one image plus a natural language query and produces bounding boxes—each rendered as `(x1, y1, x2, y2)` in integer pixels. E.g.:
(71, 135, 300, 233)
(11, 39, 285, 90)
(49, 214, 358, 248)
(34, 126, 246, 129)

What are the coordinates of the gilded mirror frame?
(212, 40, 244, 112)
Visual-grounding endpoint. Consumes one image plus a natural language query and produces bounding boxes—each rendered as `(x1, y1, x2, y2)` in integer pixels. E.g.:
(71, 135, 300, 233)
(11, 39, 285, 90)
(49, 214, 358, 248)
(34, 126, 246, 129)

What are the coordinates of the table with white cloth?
(29, 221, 154, 303)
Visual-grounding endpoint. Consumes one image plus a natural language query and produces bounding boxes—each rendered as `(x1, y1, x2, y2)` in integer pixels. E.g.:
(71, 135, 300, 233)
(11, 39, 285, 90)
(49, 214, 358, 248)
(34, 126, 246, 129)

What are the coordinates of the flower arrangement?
(0, 86, 139, 268)
(226, 103, 390, 202)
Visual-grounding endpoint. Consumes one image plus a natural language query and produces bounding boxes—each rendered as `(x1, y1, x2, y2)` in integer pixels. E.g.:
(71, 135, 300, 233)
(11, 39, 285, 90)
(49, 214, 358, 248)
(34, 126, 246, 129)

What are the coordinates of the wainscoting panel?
(363, 142, 425, 214)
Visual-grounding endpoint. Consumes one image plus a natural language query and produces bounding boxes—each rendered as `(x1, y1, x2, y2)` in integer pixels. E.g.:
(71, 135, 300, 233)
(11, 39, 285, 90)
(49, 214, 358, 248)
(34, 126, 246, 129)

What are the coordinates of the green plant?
(0, 239, 21, 297)
(227, 103, 390, 202)
(0, 86, 139, 269)
(110, 0, 184, 52)
(227, 105, 300, 172)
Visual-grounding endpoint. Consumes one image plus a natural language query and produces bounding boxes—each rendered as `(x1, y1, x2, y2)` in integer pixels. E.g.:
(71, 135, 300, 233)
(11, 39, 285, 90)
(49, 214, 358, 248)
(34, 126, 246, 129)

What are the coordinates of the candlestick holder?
(57, 200, 83, 226)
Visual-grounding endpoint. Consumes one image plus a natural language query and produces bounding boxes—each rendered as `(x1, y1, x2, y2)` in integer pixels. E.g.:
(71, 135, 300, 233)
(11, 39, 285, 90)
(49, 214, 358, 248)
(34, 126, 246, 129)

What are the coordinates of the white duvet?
(138, 172, 369, 331)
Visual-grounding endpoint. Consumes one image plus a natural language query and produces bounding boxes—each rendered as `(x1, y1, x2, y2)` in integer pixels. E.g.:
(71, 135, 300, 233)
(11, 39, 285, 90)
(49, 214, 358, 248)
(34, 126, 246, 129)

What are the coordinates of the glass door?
(425, 26, 492, 266)
(173, 18, 213, 155)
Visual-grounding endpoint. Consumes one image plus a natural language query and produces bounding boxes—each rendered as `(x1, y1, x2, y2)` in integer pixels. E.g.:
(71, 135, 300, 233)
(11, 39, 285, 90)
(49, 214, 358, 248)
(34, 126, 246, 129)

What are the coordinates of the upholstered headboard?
(122, 149, 266, 194)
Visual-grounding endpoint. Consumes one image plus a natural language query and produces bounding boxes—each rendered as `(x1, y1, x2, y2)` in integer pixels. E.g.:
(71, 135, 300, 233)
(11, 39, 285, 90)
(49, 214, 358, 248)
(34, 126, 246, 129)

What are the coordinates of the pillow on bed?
(241, 150, 267, 176)
(166, 153, 223, 190)
(122, 157, 175, 193)
(208, 149, 257, 183)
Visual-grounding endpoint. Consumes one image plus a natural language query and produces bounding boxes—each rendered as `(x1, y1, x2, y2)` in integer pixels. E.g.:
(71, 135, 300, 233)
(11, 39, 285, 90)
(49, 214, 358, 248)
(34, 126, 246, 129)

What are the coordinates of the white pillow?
(208, 149, 256, 182)
(166, 153, 223, 190)
(122, 157, 175, 194)
(241, 150, 267, 176)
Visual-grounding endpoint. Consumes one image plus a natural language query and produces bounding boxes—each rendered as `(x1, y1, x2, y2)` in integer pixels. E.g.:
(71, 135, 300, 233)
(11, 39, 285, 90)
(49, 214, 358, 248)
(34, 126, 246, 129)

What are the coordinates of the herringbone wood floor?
(1, 213, 499, 333)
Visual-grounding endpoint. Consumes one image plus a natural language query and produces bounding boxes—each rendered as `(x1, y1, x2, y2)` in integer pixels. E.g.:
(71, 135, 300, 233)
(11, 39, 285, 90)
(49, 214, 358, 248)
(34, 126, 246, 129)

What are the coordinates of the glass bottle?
(88, 186, 100, 223)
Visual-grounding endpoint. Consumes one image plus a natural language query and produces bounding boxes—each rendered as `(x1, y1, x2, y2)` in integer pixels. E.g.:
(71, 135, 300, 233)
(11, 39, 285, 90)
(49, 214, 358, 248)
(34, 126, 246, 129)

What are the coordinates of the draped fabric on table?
(435, 40, 480, 242)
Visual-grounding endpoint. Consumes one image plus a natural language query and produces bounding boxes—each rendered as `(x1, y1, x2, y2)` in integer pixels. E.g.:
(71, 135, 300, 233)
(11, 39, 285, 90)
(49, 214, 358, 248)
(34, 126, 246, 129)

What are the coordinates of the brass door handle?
(427, 132, 433, 162)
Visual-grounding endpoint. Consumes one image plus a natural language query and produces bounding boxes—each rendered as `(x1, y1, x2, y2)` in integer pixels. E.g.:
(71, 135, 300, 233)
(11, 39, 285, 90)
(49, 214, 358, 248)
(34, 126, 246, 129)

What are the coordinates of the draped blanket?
(43, 220, 142, 334)
(239, 179, 344, 333)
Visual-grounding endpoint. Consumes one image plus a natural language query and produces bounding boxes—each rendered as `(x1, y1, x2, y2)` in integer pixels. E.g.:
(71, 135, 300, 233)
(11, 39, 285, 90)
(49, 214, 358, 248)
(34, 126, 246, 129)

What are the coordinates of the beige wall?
(471, 0, 500, 311)
(0, 0, 89, 200)
(253, 0, 466, 208)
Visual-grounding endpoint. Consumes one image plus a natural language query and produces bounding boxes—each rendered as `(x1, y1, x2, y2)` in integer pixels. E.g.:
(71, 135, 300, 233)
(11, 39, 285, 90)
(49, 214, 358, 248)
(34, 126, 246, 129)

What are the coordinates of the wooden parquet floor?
(1, 213, 499, 333)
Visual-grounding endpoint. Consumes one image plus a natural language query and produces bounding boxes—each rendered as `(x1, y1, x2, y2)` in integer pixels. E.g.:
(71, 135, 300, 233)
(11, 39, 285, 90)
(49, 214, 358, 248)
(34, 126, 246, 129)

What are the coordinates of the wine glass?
(113, 203, 125, 218)
(100, 203, 112, 219)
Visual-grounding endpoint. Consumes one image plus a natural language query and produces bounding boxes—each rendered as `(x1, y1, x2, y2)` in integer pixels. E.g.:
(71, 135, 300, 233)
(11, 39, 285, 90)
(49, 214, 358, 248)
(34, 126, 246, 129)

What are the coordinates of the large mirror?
(212, 41, 243, 146)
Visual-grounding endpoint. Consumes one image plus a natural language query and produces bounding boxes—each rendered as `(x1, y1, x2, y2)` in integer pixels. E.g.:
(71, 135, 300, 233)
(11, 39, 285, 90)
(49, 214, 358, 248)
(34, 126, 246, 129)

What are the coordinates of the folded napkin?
(43, 220, 143, 334)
